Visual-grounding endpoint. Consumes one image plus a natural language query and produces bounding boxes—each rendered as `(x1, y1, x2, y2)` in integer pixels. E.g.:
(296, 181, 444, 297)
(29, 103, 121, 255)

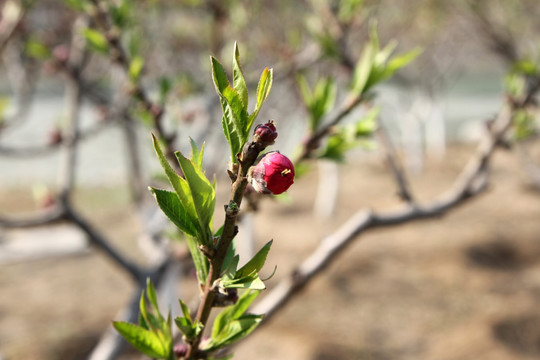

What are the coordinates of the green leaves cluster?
(297, 75, 337, 133)
(319, 107, 379, 161)
(150, 136, 216, 282)
(113, 279, 173, 360)
(211, 43, 273, 162)
(204, 291, 263, 353)
(221, 240, 274, 290)
(351, 23, 422, 97)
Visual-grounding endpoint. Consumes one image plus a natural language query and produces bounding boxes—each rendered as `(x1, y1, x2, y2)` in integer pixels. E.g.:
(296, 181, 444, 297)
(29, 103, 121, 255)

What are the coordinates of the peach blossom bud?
(250, 151, 295, 195)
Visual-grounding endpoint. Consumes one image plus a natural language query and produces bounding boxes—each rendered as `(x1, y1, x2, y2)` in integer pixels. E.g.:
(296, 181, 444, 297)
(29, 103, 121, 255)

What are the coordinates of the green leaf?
(221, 275, 266, 290)
(235, 240, 273, 279)
(174, 301, 203, 340)
(146, 278, 162, 319)
(211, 56, 248, 162)
(247, 67, 273, 131)
(113, 321, 169, 359)
(83, 28, 109, 54)
(186, 234, 209, 282)
(233, 42, 249, 110)
(351, 40, 375, 96)
(149, 188, 197, 237)
(158, 76, 172, 102)
(189, 137, 205, 170)
(220, 235, 237, 275)
(211, 290, 260, 339)
(381, 47, 422, 81)
(25, 39, 51, 60)
(175, 150, 216, 244)
(206, 314, 263, 352)
(311, 77, 337, 131)
(148, 188, 208, 281)
(129, 56, 145, 81)
(152, 135, 200, 236)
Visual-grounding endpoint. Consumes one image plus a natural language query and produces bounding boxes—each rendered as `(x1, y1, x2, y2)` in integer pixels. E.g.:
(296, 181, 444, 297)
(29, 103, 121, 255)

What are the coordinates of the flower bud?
(253, 120, 278, 146)
(173, 343, 188, 358)
(250, 151, 295, 195)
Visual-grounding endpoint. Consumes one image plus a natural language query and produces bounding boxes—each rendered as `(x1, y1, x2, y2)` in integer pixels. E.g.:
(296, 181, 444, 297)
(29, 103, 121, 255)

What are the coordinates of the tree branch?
(251, 94, 523, 323)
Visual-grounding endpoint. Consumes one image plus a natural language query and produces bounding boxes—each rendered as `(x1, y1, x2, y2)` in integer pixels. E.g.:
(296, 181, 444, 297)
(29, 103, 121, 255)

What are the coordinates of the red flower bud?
(253, 120, 278, 145)
(250, 151, 295, 195)
(173, 343, 188, 358)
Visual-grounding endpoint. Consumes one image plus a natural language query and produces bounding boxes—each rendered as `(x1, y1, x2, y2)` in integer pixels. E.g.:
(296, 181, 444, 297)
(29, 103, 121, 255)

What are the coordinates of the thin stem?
(185, 142, 266, 359)
(296, 94, 363, 163)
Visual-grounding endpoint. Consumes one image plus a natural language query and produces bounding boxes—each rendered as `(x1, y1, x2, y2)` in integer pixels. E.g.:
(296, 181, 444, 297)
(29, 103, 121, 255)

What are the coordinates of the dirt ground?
(2, 143, 540, 360)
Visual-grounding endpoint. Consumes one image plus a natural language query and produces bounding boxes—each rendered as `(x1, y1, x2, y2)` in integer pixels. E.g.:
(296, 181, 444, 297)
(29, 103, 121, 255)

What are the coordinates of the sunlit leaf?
(113, 322, 169, 359)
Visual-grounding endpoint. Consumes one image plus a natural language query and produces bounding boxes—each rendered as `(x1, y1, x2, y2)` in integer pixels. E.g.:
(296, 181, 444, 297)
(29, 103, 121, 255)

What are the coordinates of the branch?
(376, 123, 415, 203)
(0, 0, 24, 55)
(185, 140, 269, 359)
(63, 203, 145, 283)
(86, 0, 178, 169)
(251, 98, 517, 323)
(0, 205, 65, 228)
(296, 94, 364, 163)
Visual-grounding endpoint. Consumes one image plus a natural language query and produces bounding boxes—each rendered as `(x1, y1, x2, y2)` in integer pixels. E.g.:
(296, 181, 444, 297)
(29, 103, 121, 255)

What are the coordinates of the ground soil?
(2, 143, 540, 360)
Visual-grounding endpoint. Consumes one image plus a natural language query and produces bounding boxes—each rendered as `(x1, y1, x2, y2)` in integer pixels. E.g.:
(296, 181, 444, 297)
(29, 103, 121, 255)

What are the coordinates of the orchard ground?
(2, 142, 540, 360)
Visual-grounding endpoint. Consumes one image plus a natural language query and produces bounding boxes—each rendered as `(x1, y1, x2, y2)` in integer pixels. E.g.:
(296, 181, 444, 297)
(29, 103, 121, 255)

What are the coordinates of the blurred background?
(1, 0, 540, 359)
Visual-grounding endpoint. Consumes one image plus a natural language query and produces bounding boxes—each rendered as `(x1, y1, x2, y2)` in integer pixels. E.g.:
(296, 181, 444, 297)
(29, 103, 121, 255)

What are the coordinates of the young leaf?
(151, 135, 200, 235)
(146, 278, 162, 320)
(221, 275, 266, 290)
(175, 151, 216, 243)
(247, 67, 273, 132)
(129, 56, 145, 81)
(384, 47, 422, 77)
(113, 321, 169, 359)
(233, 42, 248, 110)
(205, 315, 263, 352)
(211, 56, 249, 161)
(189, 137, 205, 170)
(351, 40, 375, 96)
(211, 290, 260, 339)
(235, 240, 273, 279)
(149, 187, 197, 237)
(82, 28, 109, 54)
(186, 234, 209, 282)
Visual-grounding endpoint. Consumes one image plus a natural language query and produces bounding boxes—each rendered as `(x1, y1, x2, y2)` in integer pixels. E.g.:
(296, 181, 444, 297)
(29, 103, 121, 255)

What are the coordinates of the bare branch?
(376, 123, 416, 203)
(252, 100, 517, 322)
(0, 206, 65, 228)
(0, 0, 24, 54)
(63, 203, 145, 282)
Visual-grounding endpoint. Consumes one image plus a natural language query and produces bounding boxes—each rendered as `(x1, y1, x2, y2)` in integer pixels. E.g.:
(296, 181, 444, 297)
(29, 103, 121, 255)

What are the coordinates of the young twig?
(185, 140, 269, 359)
(251, 73, 540, 323)
(376, 123, 416, 203)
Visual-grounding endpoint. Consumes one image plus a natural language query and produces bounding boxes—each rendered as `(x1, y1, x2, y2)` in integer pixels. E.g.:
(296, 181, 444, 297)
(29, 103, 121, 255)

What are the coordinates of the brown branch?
(185, 140, 268, 359)
(63, 200, 146, 283)
(252, 105, 511, 321)
(376, 124, 415, 203)
(0, 0, 24, 55)
(0, 206, 66, 228)
(86, 0, 178, 169)
(0, 119, 113, 157)
(296, 94, 364, 163)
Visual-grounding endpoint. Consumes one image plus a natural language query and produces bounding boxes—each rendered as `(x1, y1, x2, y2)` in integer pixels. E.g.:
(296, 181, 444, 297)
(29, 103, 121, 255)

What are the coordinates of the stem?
(185, 142, 265, 359)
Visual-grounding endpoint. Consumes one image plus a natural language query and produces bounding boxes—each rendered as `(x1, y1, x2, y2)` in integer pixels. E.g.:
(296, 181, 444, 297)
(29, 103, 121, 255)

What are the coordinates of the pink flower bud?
(253, 120, 278, 145)
(250, 151, 295, 195)
(173, 343, 188, 358)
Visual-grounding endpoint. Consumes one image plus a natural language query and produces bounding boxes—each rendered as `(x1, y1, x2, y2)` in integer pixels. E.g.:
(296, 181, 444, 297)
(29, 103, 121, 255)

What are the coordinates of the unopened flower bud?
(250, 151, 295, 195)
(253, 120, 278, 146)
(52, 44, 70, 65)
(173, 343, 188, 358)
